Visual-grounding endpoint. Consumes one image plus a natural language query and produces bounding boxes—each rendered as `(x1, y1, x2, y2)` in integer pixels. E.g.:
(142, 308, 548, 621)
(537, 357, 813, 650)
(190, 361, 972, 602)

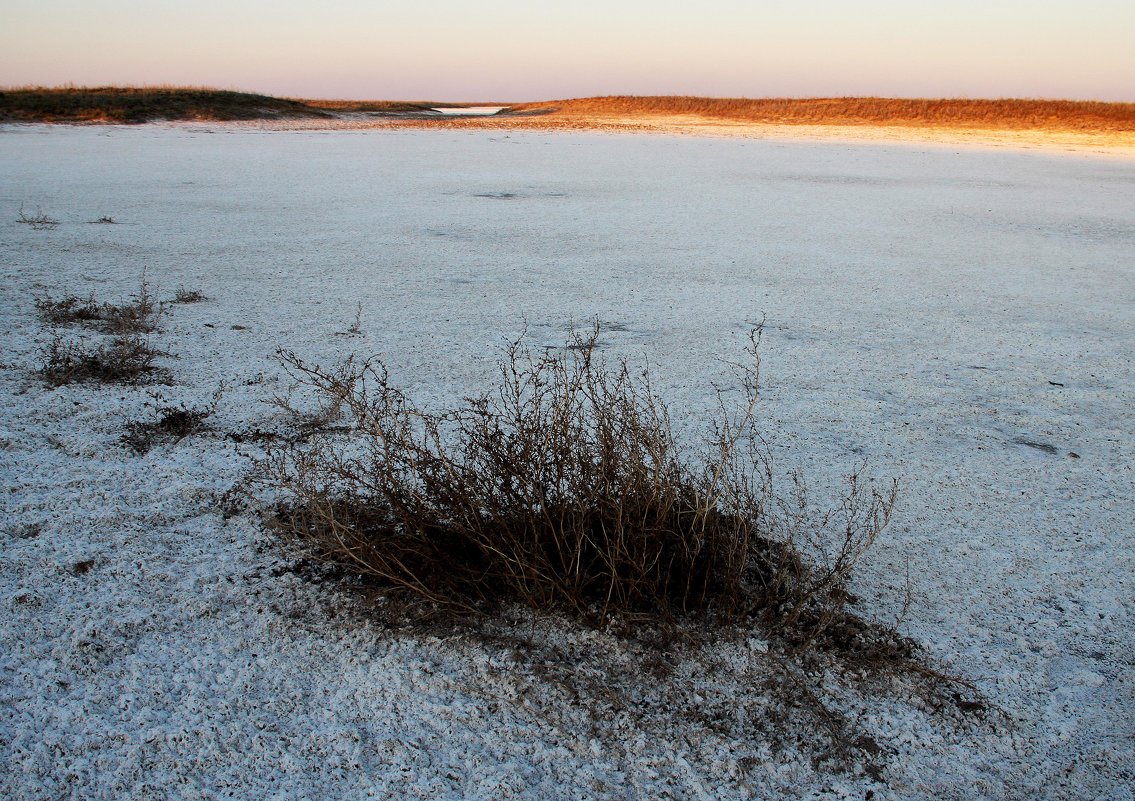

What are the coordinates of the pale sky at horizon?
(3, 0, 1133, 101)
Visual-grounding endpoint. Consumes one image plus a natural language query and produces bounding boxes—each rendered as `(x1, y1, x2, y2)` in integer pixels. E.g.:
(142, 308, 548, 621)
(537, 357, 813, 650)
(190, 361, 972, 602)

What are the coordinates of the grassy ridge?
(0, 88, 500, 122)
(510, 96, 1135, 132)
(0, 86, 332, 123)
(3, 87, 1133, 132)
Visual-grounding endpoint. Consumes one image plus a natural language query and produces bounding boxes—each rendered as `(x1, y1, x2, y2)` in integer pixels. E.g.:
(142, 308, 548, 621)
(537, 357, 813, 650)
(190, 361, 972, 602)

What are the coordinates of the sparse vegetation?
(39, 333, 168, 387)
(261, 327, 899, 652)
(172, 286, 206, 304)
(334, 301, 364, 337)
(35, 279, 168, 386)
(509, 96, 1135, 132)
(5, 87, 1133, 134)
(0, 86, 333, 124)
(17, 204, 59, 230)
(36, 279, 160, 333)
(34, 293, 102, 326)
(255, 327, 989, 766)
(123, 387, 223, 454)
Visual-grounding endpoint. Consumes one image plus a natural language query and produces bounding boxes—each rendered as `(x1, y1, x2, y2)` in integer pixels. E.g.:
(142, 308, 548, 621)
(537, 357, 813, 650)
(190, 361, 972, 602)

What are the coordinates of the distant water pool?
(432, 107, 508, 116)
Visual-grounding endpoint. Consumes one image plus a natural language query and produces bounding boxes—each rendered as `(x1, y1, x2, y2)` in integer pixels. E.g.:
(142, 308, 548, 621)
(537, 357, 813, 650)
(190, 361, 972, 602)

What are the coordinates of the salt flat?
(1, 124, 1132, 800)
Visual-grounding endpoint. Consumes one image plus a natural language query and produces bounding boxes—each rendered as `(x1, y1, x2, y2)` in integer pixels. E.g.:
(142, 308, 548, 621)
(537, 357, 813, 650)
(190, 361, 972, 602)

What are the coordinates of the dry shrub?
(39, 334, 168, 387)
(172, 287, 206, 304)
(34, 294, 102, 326)
(36, 280, 160, 334)
(261, 328, 896, 642)
(17, 204, 59, 230)
(123, 387, 223, 454)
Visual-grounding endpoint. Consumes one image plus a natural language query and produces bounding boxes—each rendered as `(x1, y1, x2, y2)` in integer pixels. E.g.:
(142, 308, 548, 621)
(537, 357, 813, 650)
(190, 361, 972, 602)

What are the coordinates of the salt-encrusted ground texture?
(1, 124, 1133, 800)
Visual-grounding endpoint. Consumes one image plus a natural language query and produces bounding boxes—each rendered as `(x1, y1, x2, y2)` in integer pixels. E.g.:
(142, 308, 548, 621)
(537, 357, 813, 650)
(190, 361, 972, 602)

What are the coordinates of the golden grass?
(509, 96, 1135, 132)
(4, 87, 1132, 139)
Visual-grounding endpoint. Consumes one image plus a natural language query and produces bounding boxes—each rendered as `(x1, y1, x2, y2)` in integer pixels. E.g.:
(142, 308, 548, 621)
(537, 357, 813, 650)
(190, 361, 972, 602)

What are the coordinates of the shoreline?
(132, 114, 1135, 157)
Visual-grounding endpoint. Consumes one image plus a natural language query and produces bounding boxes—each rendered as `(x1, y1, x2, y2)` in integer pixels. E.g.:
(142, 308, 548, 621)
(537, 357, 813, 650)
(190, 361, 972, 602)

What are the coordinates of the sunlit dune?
(388, 96, 1135, 151)
(507, 96, 1135, 132)
(3, 87, 1133, 149)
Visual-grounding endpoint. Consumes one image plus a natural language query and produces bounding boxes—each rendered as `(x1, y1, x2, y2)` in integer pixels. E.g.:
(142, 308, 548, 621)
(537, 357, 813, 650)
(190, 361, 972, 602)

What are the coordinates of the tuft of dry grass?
(36, 280, 160, 334)
(38, 334, 169, 387)
(123, 387, 223, 454)
(35, 278, 169, 386)
(34, 294, 102, 326)
(259, 327, 897, 645)
(171, 287, 206, 304)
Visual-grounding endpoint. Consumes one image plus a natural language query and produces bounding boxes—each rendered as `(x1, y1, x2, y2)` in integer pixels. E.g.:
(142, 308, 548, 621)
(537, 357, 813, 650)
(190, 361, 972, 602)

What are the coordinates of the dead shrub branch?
(17, 204, 59, 230)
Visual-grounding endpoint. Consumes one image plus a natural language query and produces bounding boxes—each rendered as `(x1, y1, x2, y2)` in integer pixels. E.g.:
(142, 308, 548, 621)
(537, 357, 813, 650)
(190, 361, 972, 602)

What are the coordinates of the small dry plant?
(36, 279, 161, 334)
(39, 333, 168, 387)
(34, 294, 102, 326)
(123, 386, 224, 454)
(260, 327, 897, 645)
(334, 301, 364, 337)
(172, 286, 206, 304)
(17, 204, 59, 230)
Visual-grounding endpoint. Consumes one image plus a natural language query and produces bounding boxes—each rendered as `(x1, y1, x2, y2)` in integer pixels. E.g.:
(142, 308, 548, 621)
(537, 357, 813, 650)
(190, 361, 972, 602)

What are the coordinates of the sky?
(2, 0, 1133, 101)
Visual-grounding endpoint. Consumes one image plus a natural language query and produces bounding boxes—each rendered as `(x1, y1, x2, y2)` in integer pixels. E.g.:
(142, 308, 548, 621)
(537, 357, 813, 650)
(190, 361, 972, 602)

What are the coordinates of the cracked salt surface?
(1, 124, 1133, 799)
